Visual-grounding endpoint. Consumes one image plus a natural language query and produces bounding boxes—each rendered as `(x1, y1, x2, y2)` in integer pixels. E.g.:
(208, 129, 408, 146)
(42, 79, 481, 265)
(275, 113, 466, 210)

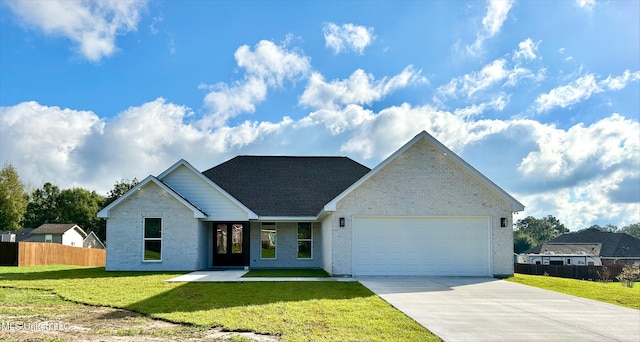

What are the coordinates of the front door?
(213, 222, 248, 267)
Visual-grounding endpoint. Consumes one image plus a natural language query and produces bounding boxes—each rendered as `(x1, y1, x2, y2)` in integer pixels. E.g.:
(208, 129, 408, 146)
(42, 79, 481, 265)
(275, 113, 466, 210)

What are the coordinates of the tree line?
(0, 164, 138, 242)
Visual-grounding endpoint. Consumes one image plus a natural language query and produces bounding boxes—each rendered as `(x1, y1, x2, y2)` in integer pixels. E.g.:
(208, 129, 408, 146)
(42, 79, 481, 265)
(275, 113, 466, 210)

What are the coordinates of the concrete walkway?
(357, 276, 640, 342)
(165, 270, 356, 282)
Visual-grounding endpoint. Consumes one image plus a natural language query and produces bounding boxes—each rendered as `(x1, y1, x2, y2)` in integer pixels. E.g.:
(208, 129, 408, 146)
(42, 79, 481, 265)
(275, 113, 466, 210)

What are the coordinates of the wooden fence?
(515, 263, 625, 281)
(0, 242, 105, 267)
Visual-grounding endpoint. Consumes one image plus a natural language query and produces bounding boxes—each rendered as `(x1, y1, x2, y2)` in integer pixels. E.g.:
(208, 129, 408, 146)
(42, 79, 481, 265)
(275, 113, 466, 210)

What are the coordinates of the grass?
(507, 273, 640, 310)
(0, 266, 439, 341)
(243, 268, 330, 277)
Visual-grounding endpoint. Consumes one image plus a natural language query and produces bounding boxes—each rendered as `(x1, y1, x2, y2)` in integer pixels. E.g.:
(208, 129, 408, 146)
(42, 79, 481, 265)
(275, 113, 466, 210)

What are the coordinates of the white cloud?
(534, 70, 640, 113)
(518, 114, 639, 181)
(201, 40, 310, 128)
(600, 70, 640, 91)
(467, 0, 514, 56)
(300, 66, 425, 110)
(0, 101, 103, 188)
(437, 58, 532, 99)
(234, 40, 311, 86)
(513, 38, 540, 60)
(323, 22, 375, 55)
(5, 0, 147, 62)
(576, 0, 595, 11)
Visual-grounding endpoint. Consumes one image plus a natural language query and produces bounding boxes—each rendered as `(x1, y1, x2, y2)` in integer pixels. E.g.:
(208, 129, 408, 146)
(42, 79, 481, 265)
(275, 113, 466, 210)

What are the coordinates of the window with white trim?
(297, 223, 312, 259)
(261, 222, 277, 259)
(44, 234, 52, 243)
(144, 218, 162, 261)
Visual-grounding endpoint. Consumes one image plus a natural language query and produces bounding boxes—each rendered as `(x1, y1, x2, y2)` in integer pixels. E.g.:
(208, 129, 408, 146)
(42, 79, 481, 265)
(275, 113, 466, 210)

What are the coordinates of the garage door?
(353, 216, 491, 276)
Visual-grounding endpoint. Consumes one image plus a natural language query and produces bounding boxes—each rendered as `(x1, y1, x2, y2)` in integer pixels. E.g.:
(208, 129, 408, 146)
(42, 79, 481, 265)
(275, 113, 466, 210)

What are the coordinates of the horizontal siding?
(162, 165, 249, 221)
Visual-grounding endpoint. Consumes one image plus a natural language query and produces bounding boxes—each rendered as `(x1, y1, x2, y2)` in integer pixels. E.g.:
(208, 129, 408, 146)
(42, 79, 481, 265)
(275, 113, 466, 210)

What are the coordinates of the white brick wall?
(106, 182, 204, 271)
(330, 138, 515, 276)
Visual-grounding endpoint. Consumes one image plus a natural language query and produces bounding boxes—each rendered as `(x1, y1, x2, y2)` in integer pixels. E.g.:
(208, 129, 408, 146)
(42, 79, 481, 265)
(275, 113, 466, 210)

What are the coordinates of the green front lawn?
(507, 274, 640, 310)
(0, 266, 439, 341)
(243, 268, 330, 277)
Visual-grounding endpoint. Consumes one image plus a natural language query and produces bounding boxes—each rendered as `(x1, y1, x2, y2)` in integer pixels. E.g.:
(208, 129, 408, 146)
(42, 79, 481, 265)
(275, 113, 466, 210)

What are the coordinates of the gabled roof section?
(97, 175, 207, 218)
(158, 159, 257, 219)
(324, 130, 525, 212)
(203, 156, 371, 216)
(528, 229, 640, 258)
(534, 242, 602, 256)
(31, 223, 87, 238)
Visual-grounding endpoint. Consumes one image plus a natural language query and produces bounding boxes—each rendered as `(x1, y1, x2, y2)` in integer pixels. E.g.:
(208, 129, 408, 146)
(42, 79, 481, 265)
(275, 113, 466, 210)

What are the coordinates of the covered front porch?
(204, 221, 323, 270)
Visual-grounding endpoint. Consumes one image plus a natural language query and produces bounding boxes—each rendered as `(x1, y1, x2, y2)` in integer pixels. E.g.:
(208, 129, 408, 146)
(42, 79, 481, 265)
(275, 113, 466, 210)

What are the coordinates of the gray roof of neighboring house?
(31, 223, 87, 237)
(527, 228, 640, 258)
(16, 228, 34, 241)
(535, 243, 602, 256)
(202, 156, 371, 216)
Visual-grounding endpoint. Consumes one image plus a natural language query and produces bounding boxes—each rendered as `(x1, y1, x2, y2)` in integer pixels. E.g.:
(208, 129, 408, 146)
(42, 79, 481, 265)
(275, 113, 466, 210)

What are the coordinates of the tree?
(514, 215, 569, 251)
(57, 187, 106, 240)
(619, 223, 640, 240)
(513, 230, 535, 253)
(23, 183, 107, 241)
(582, 224, 618, 232)
(23, 182, 62, 228)
(105, 178, 139, 206)
(0, 164, 28, 230)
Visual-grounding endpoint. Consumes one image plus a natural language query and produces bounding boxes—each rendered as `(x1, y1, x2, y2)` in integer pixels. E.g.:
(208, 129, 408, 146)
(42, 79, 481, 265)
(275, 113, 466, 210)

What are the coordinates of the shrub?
(616, 265, 640, 288)
(597, 266, 612, 282)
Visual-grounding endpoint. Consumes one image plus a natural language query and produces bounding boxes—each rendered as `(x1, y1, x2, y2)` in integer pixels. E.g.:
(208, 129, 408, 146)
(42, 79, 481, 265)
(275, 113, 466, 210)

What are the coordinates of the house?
(525, 228, 640, 266)
(98, 131, 525, 277)
(1, 228, 37, 242)
(0, 230, 16, 242)
(83, 231, 106, 249)
(30, 223, 88, 247)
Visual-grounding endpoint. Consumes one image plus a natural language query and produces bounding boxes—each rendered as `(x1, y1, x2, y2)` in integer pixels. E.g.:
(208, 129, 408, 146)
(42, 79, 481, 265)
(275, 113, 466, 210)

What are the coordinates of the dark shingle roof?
(31, 223, 86, 237)
(527, 228, 640, 257)
(202, 156, 371, 216)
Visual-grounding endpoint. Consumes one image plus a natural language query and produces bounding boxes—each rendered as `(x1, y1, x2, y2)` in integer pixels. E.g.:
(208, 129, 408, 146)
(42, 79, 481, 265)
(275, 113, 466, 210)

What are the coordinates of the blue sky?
(1, 0, 638, 230)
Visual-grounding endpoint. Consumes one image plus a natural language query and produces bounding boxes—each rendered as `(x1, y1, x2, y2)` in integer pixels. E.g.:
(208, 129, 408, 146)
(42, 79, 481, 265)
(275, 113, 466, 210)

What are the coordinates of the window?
(144, 218, 162, 261)
(261, 223, 276, 259)
(297, 223, 312, 259)
(44, 234, 52, 243)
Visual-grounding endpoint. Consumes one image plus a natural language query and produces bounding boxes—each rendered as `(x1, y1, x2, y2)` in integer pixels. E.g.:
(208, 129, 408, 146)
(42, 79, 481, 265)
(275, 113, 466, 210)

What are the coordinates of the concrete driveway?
(358, 277, 640, 342)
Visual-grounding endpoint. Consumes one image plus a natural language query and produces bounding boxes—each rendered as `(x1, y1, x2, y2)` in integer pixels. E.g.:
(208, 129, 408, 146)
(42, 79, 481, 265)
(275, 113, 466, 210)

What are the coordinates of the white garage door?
(353, 216, 491, 276)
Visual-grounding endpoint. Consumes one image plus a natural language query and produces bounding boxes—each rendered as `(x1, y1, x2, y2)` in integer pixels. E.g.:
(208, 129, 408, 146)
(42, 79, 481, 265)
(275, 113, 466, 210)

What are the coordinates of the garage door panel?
(353, 216, 490, 276)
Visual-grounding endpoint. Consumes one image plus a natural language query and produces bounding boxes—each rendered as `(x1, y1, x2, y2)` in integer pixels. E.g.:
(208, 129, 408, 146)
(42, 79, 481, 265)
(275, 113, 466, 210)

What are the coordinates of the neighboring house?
(15, 228, 34, 242)
(0, 230, 16, 242)
(525, 228, 640, 266)
(83, 231, 106, 249)
(98, 131, 525, 277)
(30, 223, 88, 247)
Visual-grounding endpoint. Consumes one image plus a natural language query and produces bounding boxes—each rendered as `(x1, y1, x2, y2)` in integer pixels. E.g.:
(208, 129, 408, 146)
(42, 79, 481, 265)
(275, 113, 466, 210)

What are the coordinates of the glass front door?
(213, 222, 248, 267)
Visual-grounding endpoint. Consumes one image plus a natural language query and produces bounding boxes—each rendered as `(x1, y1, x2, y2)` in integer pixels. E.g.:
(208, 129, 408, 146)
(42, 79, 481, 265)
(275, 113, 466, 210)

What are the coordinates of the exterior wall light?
(500, 217, 508, 227)
(339, 217, 345, 227)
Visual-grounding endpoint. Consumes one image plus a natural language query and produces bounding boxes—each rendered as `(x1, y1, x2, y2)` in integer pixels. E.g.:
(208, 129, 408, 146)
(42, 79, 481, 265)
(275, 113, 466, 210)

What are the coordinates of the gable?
(97, 175, 207, 219)
(160, 163, 255, 221)
(335, 137, 512, 215)
(325, 131, 524, 212)
(203, 156, 370, 216)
